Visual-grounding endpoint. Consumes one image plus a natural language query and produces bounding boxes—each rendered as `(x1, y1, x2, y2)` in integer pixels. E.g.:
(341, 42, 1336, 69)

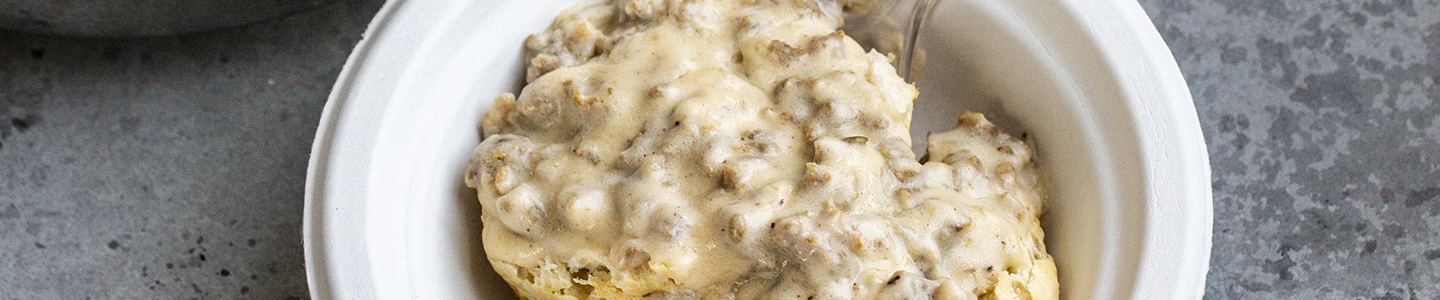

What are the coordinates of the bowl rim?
(303, 0, 1213, 298)
(302, 0, 402, 298)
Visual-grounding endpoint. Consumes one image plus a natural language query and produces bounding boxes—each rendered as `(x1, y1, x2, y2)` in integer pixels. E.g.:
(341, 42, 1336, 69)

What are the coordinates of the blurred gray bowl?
(0, 0, 334, 37)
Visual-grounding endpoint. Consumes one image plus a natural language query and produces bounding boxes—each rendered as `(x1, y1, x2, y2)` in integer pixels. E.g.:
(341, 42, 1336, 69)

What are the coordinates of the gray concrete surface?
(0, 1, 384, 298)
(1146, 0, 1440, 298)
(0, 0, 334, 37)
(0, 0, 1436, 299)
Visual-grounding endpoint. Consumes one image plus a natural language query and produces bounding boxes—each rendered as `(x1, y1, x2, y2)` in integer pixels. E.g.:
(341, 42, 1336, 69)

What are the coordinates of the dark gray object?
(0, 0, 334, 37)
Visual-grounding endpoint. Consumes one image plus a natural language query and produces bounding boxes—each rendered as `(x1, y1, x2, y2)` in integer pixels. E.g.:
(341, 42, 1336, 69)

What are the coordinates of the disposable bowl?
(304, 0, 1214, 298)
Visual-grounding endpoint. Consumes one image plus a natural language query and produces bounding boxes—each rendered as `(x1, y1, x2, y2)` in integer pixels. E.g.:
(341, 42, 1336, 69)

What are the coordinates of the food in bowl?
(464, 0, 1057, 298)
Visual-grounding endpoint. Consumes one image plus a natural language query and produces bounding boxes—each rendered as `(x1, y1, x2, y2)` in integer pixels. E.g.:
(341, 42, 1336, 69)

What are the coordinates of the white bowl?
(304, 0, 1213, 299)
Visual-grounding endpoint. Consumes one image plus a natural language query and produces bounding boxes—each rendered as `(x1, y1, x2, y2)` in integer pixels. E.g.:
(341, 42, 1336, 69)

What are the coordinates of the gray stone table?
(0, 1, 385, 298)
(1147, 0, 1440, 299)
(0, 0, 1436, 299)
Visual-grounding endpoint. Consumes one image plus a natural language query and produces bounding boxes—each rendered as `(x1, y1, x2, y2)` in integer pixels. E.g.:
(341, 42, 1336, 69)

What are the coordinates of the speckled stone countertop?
(0, 1, 383, 298)
(1151, 0, 1440, 299)
(0, 0, 1436, 298)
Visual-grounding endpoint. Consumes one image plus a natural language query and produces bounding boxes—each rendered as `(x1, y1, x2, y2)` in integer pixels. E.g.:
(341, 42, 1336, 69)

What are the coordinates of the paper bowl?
(304, 0, 1213, 298)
